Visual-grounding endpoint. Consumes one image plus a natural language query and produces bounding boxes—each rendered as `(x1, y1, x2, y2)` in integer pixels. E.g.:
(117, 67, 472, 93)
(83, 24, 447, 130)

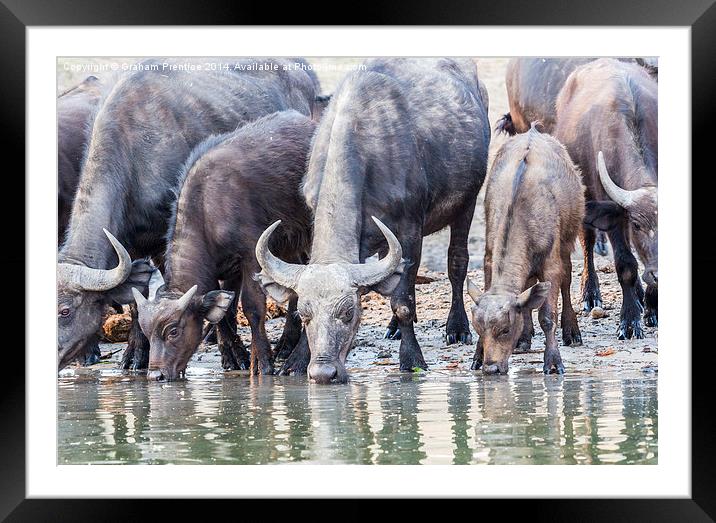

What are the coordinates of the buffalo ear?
(367, 273, 401, 296)
(365, 258, 408, 296)
(584, 201, 623, 232)
(254, 272, 296, 305)
(262, 283, 296, 304)
(106, 259, 154, 304)
(516, 282, 551, 311)
(200, 290, 235, 324)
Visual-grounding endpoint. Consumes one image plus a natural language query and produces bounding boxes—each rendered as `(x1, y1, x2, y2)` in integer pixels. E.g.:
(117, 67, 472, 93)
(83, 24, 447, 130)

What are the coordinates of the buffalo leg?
(216, 276, 250, 371)
(274, 295, 302, 361)
(579, 226, 602, 312)
(644, 283, 658, 327)
(540, 268, 564, 374)
(514, 310, 535, 353)
(277, 331, 310, 376)
(515, 276, 537, 353)
(594, 231, 609, 256)
(201, 323, 217, 345)
(384, 313, 401, 340)
(241, 266, 274, 376)
(560, 250, 582, 346)
(471, 245, 492, 370)
(608, 223, 645, 340)
(445, 202, 476, 345)
(470, 337, 484, 370)
(82, 336, 102, 366)
(393, 230, 427, 372)
(120, 302, 150, 370)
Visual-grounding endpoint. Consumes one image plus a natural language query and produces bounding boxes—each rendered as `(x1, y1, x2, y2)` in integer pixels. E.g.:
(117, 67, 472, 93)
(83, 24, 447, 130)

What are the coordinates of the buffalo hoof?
(221, 343, 250, 371)
(618, 318, 645, 340)
(277, 354, 308, 376)
(471, 338, 484, 370)
(277, 337, 310, 376)
(543, 349, 565, 374)
(120, 345, 148, 370)
(580, 281, 603, 312)
(82, 344, 101, 366)
(470, 355, 483, 371)
(594, 232, 609, 256)
(562, 325, 583, 346)
(399, 347, 428, 372)
(252, 358, 274, 376)
(384, 327, 401, 340)
(581, 294, 602, 313)
(514, 337, 532, 353)
(446, 331, 472, 345)
(129, 354, 148, 370)
(273, 334, 298, 362)
(644, 309, 658, 328)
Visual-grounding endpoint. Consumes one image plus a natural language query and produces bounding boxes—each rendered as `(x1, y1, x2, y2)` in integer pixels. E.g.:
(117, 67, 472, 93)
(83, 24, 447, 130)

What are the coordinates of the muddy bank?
(76, 253, 657, 379)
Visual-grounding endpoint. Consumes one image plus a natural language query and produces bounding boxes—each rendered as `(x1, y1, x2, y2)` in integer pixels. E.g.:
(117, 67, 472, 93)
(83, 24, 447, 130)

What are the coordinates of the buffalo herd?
(57, 57, 658, 383)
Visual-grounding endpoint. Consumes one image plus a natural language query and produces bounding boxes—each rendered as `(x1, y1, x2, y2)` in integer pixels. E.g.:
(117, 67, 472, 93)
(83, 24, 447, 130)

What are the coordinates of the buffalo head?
(466, 277, 551, 375)
(255, 217, 404, 384)
(585, 151, 658, 287)
(57, 229, 152, 370)
(133, 285, 235, 381)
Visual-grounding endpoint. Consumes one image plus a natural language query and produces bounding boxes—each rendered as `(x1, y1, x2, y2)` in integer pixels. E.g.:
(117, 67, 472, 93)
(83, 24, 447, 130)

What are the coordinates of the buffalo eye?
(498, 327, 510, 337)
(162, 324, 180, 340)
(338, 306, 354, 323)
(58, 307, 71, 318)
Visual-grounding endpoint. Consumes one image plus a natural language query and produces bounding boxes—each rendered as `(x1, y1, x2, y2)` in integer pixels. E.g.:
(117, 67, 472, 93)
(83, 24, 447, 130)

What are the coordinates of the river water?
(58, 367, 657, 465)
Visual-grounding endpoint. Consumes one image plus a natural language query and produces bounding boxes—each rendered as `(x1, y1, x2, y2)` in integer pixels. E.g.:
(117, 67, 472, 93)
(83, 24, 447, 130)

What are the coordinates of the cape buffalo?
(57, 57, 320, 371)
(57, 75, 107, 245)
(467, 124, 585, 375)
(554, 58, 658, 338)
(255, 58, 491, 383)
(133, 111, 315, 380)
(497, 57, 658, 136)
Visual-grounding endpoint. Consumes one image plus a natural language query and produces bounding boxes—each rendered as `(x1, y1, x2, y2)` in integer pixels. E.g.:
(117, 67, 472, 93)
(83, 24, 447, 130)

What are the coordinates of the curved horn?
(597, 151, 640, 209)
(351, 217, 403, 287)
(131, 287, 148, 307)
(255, 221, 305, 290)
(58, 229, 132, 291)
(176, 285, 198, 314)
(466, 277, 482, 303)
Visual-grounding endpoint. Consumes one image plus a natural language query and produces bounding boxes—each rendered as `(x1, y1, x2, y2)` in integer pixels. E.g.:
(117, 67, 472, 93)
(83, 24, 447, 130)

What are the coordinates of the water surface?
(58, 368, 657, 465)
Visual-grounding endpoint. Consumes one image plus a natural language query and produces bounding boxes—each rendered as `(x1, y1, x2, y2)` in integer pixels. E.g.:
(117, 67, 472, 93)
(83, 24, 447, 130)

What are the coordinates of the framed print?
(2, 0, 714, 520)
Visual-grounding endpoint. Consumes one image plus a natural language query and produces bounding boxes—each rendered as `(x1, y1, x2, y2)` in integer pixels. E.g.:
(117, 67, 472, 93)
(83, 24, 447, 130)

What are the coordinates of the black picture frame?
(3, 1, 713, 520)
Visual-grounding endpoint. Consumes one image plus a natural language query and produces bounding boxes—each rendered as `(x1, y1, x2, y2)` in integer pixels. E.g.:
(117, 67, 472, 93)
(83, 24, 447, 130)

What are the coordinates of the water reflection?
(58, 369, 657, 465)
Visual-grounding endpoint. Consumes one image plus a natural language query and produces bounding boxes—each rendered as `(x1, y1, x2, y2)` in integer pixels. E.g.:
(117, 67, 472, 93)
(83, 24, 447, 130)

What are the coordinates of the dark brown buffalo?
(554, 58, 658, 339)
(133, 111, 315, 380)
(467, 124, 585, 375)
(57, 75, 106, 244)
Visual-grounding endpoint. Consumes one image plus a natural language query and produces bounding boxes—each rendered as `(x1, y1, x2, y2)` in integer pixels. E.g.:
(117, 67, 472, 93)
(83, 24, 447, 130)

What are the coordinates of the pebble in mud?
(590, 306, 608, 319)
(376, 349, 392, 359)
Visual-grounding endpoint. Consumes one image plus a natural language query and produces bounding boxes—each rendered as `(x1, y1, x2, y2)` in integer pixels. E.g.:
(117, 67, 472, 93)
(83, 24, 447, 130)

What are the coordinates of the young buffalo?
(132, 111, 315, 380)
(468, 125, 585, 375)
